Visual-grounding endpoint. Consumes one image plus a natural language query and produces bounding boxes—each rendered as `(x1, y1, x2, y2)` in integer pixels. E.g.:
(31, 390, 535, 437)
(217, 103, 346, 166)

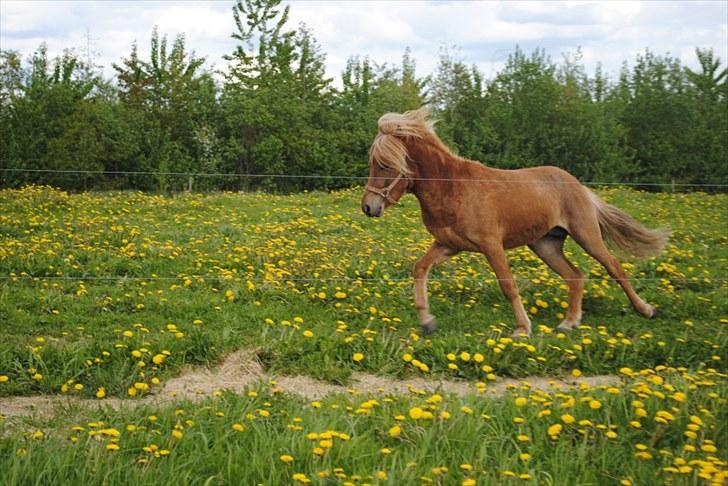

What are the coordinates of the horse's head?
(361, 159, 411, 218)
(362, 108, 433, 217)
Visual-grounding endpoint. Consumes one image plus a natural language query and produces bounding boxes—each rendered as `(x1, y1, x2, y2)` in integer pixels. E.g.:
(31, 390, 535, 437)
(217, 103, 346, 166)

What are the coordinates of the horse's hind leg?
(529, 233, 584, 330)
(569, 222, 655, 318)
(414, 242, 456, 334)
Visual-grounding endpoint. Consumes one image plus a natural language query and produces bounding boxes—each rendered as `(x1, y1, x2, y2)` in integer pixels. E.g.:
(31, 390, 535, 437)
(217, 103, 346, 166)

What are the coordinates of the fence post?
(187, 176, 193, 193)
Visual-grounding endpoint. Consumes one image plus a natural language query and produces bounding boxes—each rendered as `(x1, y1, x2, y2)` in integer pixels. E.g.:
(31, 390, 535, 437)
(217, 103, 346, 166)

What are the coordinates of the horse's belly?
(502, 222, 553, 249)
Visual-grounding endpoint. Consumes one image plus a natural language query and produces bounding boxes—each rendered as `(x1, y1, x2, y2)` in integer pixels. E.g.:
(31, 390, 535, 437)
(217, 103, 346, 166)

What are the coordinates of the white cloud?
(0, 0, 725, 85)
(150, 5, 233, 42)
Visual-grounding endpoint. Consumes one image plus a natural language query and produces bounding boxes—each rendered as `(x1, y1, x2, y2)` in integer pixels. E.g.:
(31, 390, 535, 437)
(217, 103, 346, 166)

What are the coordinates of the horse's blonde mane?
(369, 106, 437, 175)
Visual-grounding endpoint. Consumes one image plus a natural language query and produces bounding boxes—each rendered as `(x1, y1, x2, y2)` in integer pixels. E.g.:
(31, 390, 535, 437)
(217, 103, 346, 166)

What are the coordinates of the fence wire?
(1, 275, 724, 283)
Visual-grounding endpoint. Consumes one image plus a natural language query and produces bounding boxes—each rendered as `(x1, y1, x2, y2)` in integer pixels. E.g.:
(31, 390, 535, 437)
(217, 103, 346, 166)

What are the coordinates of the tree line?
(1, 0, 726, 192)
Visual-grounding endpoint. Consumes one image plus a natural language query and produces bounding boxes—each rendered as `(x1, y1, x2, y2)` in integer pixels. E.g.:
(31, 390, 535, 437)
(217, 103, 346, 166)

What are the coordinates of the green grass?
(0, 185, 726, 485)
(1, 370, 725, 485)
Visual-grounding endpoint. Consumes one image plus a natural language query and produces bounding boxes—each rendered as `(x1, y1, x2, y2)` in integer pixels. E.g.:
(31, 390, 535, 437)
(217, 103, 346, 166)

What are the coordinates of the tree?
(612, 50, 697, 185)
(0, 50, 23, 109)
(220, 0, 341, 190)
(683, 48, 728, 186)
(484, 47, 561, 168)
(427, 47, 490, 161)
(113, 27, 218, 190)
(0, 44, 107, 189)
(685, 48, 727, 102)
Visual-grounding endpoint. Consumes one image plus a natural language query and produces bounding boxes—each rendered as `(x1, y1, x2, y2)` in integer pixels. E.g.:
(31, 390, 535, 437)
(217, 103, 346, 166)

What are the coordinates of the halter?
(366, 173, 410, 205)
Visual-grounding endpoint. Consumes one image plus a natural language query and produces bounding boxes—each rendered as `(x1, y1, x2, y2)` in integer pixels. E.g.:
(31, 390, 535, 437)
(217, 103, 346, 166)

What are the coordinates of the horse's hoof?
(644, 304, 657, 319)
(557, 320, 579, 331)
(511, 328, 531, 339)
(421, 317, 437, 335)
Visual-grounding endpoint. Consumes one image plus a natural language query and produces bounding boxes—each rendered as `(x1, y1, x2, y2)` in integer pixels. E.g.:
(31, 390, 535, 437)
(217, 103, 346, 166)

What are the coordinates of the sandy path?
(0, 349, 618, 419)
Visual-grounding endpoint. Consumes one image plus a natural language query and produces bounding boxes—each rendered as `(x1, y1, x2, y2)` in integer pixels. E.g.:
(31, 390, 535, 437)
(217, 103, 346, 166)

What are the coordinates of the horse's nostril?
(363, 203, 371, 216)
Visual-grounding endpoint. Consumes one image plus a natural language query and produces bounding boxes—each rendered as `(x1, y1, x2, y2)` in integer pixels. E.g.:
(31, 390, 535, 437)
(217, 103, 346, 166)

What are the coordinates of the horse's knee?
(570, 273, 585, 291)
(413, 266, 427, 279)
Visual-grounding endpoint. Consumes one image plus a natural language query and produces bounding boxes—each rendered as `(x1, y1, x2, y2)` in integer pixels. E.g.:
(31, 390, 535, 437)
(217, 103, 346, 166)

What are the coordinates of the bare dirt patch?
(0, 348, 618, 419)
(160, 349, 264, 397)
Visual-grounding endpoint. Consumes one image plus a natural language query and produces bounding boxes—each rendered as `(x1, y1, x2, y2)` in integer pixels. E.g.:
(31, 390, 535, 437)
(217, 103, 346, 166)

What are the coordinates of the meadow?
(0, 185, 726, 485)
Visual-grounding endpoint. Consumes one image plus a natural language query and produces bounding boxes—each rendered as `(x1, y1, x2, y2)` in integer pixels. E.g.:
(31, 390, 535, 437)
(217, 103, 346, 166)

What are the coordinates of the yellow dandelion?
(548, 423, 563, 437)
(280, 454, 294, 464)
(409, 407, 424, 420)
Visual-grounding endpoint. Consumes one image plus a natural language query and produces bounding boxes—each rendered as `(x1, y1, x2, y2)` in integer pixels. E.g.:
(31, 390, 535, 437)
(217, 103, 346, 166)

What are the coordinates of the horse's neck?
(407, 140, 485, 222)
(409, 140, 458, 177)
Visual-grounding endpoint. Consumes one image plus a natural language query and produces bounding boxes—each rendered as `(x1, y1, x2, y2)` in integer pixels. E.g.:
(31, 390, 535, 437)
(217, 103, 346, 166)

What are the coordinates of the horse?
(361, 106, 670, 337)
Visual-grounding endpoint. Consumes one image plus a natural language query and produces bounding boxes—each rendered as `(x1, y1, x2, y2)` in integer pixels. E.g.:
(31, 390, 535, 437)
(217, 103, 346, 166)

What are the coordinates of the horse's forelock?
(369, 133, 412, 175)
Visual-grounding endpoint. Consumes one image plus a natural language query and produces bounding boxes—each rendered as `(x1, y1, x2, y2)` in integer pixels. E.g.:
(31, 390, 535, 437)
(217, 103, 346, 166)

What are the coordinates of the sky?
(1, 0, 726, 85)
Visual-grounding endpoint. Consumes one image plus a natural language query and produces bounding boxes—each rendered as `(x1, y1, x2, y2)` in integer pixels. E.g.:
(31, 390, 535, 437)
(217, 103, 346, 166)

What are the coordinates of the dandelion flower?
(280, 454, 294, 464)
(409, 407, 424, 420)
(548, 424, 563, 437)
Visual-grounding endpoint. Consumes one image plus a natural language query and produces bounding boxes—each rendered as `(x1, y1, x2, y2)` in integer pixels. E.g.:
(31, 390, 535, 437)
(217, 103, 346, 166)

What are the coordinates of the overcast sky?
(1, 0, 726, 85)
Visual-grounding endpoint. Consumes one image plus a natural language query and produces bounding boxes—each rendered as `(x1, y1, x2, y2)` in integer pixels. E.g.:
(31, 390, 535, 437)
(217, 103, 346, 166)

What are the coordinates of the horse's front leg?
(479, 240, 532, 338)
(414, 242, 456, 334)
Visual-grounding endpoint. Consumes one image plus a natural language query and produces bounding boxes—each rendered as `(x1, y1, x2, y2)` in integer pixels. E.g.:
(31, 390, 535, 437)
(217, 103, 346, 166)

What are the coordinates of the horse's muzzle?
(362, 202, 382, 217)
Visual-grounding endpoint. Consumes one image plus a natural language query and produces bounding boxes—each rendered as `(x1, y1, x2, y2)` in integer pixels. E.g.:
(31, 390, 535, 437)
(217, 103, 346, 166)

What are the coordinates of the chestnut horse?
(361, 107, 669, 337)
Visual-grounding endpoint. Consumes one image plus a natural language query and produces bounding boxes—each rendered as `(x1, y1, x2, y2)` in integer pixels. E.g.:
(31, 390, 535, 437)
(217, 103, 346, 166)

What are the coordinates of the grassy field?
(0, 185, 726, 485)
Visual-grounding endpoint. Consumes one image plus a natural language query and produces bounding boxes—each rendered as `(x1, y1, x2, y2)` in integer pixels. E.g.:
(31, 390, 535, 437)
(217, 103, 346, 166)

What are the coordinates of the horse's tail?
(588, 192, 670, 258)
